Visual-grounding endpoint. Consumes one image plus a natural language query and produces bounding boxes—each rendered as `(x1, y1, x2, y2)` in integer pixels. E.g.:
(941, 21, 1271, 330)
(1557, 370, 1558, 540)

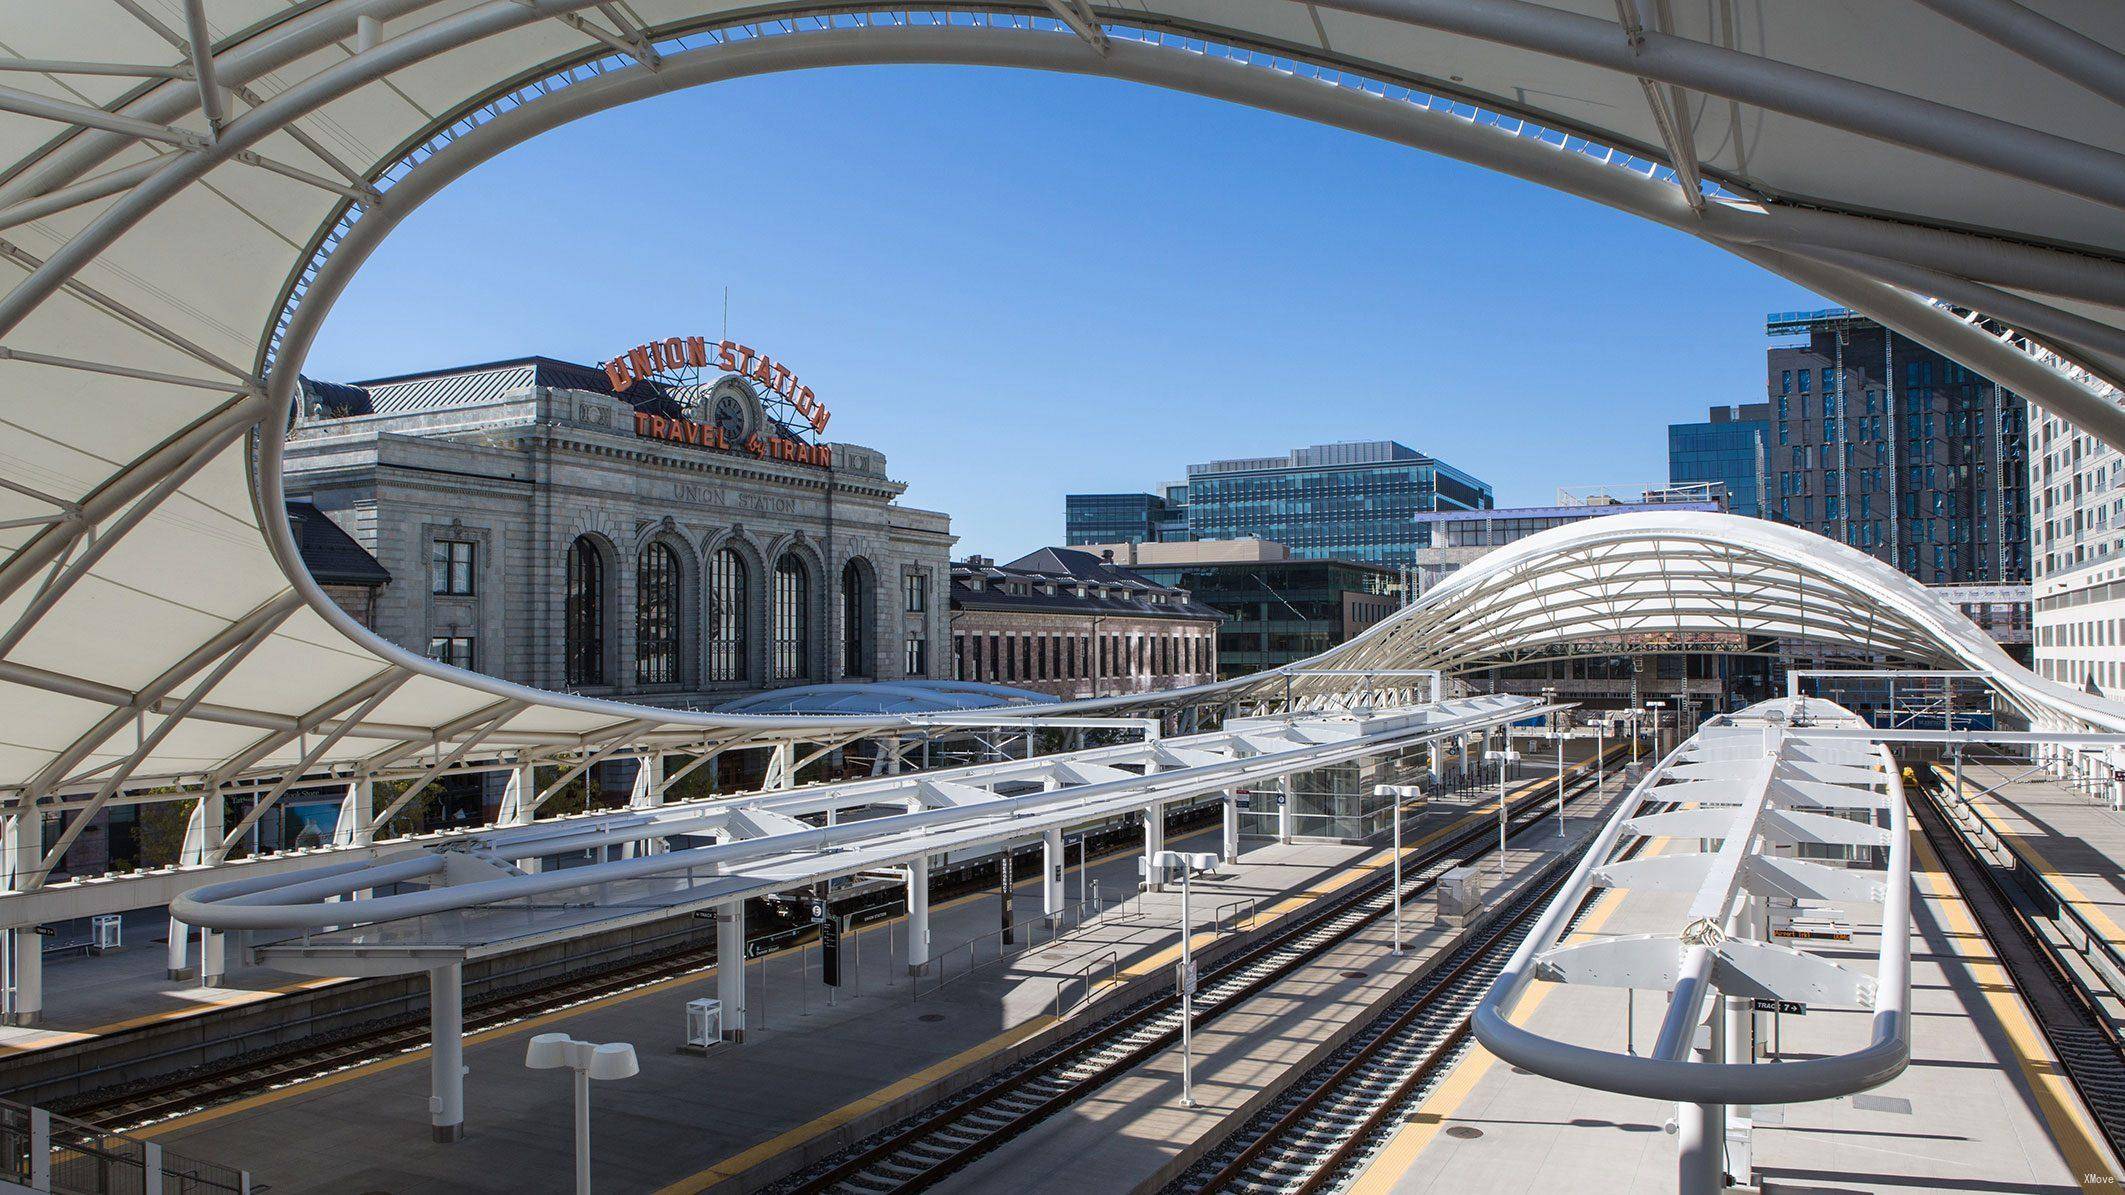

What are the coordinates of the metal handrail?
(1471, 714, 1914, 1106)
(914, 899, 1095, 1000)
(1212, 897, 1257, 935)
(1052, 950, 1121, 1018)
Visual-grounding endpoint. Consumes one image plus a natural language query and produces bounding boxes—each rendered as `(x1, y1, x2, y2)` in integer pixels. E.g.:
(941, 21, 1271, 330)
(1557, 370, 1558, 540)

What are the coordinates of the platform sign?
(1177, 960, 1198, 995)
(807, 898, 829, 924)
(1772, 912, 1851, 942)
(820, 916, 843, 988)
(1752, 998, 1806, 1016)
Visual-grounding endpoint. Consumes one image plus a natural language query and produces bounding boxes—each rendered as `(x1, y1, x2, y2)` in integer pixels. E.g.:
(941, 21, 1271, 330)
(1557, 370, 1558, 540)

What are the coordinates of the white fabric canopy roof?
(2, 3, 2124, 820)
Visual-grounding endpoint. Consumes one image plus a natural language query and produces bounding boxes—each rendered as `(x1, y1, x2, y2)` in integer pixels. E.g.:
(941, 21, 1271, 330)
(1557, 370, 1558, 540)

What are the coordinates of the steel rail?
(779, 753, 1620, 1195)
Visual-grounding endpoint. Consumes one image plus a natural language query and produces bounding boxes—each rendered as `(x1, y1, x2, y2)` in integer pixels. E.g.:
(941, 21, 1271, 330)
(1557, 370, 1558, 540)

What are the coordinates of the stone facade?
(285, 359, 954, 707)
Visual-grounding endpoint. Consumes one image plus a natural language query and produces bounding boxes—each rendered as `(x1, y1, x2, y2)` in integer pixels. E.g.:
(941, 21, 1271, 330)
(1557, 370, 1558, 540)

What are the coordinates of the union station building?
(285, 349, 955, 709)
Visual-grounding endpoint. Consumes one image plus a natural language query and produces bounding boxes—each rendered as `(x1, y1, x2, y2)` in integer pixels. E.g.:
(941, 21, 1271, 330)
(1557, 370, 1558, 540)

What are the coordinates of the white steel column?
(430, 961, 465, 1142)
(167, 792, 220, 979)
(332, 777, 374, 848)
(4, 812, 42, 1025)
(1144, 801, 1166, 891)
(1277, 775, 1295, 844)
(1221, 791, 1240, 861)
(501, 761, 540, 873)
(627, 754, 663, 858)
(716, 900, 745, 1041)
(906, 852, 931, 975)
(1042, 827, 1065, 922)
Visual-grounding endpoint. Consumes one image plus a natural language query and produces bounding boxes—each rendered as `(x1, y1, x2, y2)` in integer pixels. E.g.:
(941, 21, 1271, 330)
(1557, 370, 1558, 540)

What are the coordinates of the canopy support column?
(430, 961, 464, 1142)
(501, 761, 540, 873)
(1042, 827, 1064, 923)
(716, 900, 745, 1041)
(1221, 791, 1240, 861)
(907, 851, 930, 976)
(4, 813, 41, 1025)
(1278, 776, 1295, 844)
(1143, 801, 1166, 892)
(627, 754, 663, 858)
(168, 791, 221, 979)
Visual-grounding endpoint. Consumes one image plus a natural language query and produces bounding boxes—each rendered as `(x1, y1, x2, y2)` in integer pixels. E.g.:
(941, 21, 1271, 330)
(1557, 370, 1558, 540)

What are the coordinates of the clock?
(700, 376, 763, 442)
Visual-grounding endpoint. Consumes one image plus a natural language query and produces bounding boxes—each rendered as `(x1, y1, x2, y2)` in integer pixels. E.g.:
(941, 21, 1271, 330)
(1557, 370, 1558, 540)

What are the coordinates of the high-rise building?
(2030, 392, 2125, 696)
(1182, 441, 1491, 568)
(1063, 488, 1189, 546)
(1668, 403, 1770, 518)
(1080, 539, 1396, 678)
(1763, 308, 2030, 585)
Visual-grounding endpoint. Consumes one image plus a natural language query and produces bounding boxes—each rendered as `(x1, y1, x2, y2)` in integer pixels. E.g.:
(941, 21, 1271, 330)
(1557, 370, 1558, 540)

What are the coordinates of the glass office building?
(1668, 403, 1770, 517)
(1764, 308, 2030, 584)
(1182, 441, 1491, 567)
(1064, 489, 1190, 546)
(1126, 557, 1395, 677)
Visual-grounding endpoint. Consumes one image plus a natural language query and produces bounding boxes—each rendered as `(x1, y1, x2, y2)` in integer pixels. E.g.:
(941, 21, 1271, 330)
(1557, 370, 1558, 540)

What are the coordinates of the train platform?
(0, 905, 345, 1053)
(136, 780, 1571, 1195)
(924, 785, 1627, 1195)
(1940, 757, 2125, 958)
(1343, 823, 2119, 1195)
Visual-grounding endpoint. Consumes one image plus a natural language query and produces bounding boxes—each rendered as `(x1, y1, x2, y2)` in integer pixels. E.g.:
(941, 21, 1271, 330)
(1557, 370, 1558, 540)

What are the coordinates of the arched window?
(636, 542, 681, 686)
(708, 547, 748, 683)
(772, 553, 810, 680)
(564, 537, 605, 686)
(841, 560, 870, 678)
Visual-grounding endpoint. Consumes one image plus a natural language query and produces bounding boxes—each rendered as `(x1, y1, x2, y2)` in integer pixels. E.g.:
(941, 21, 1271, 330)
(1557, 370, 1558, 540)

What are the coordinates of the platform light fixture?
(1150, 849, 1220, 1108)
(526, 1032, 640, 1195)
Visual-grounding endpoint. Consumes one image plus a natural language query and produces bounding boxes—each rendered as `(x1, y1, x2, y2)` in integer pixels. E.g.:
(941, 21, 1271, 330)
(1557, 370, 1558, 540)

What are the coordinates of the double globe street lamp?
(525, 1033, 640, 1195)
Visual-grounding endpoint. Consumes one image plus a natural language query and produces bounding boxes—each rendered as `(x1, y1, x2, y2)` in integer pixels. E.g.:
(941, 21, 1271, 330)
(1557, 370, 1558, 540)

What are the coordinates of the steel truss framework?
(1, 4, 2124, 914)
(1474, 695, 1913, 1195)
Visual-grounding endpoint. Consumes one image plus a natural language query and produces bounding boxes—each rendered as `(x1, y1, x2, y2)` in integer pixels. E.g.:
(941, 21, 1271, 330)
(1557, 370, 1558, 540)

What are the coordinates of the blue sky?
(308, 64, 1824, 558)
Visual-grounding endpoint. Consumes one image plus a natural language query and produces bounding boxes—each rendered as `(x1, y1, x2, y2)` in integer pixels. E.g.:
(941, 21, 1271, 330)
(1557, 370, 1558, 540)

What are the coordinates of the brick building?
(949, 548, 1222, 700)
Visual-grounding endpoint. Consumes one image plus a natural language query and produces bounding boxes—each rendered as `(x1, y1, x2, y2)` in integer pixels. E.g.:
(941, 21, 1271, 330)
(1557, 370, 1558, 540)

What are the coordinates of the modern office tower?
(1182, 441, 1492, 568)
(2030, 397, 2125, 695)
(1763, 308, 2030, 585)
(1668, 402, 1771, 517)
(1063, 487, 1189, 546)
(1088, 539, 1396, 678)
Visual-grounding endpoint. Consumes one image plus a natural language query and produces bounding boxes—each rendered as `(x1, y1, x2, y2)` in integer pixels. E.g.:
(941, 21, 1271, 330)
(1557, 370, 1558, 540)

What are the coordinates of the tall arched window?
(772, 553, 810, 680)
(636, 541, 681, 686)
(564, 537, 606, 687)
(708, 546, 748, 683)
(841, 560, 870, 678)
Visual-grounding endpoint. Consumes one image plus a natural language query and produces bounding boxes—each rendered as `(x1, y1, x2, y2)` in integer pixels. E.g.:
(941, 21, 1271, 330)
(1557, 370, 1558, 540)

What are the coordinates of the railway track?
(775, 755, 1622, 1195)
(1176, 844, 1590, 1195)
(48, 813, 1200, 1131)
(1908, 770, 2125, 1162)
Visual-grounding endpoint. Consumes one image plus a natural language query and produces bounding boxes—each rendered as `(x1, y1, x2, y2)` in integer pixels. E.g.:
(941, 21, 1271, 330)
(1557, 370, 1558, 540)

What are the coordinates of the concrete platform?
(138, 782, 1551, 1195)
(0, 903, 345, 1053)
(1945, 757, 2125, 954)
(926, 781, 1629, 1195)
(1346, 821, 2120, 1194)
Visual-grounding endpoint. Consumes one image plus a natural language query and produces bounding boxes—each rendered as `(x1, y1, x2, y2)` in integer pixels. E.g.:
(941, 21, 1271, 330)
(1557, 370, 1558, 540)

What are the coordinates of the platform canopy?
(3, 4, 2125, 827)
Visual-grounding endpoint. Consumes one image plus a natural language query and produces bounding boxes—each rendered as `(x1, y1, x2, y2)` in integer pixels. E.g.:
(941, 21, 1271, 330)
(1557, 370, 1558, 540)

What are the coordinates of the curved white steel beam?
(0, 5, 2121, 825)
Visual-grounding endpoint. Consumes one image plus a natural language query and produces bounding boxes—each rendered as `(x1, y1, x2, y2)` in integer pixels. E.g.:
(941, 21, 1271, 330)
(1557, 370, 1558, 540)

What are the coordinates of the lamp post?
(1374, 784, 1425, 955)
(1483, 743, 1518, 877)
(1151, 849, 1219, 1107)
(526, 1033, 640, 1195)
(1541, 687, 1563, 838)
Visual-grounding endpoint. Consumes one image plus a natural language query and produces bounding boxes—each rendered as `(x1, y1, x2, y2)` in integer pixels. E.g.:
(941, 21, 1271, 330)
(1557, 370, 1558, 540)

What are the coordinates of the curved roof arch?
(2, 4, 2125, 818)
